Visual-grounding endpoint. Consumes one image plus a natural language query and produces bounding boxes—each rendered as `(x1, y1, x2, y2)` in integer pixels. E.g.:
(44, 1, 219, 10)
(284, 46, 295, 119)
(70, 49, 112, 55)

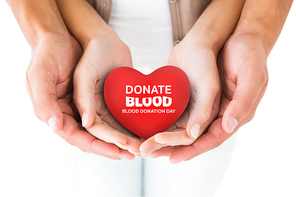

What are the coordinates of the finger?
(222, 70, 268, 133)
(168, 84, 267, 164)
(26, 69, 63, 132)
(100, 112, 141, 155)
(56, 113, 121, 157)
(154, 129, 195, 146)
(150, 146, 177, 158)
(169, 118, 232, 164)
(186, 82, 220, 140)
(139, 130, 190, 157)
(73, 59, 97, 128)
(139, 136, 165, 157)
(86, 114, 128, 146)
(230, 81, 268, 131)
(118, 149, 136, 160)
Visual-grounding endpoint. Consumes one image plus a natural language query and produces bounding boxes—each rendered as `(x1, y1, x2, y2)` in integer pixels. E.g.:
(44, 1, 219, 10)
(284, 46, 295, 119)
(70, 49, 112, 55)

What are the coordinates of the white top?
(108, 0, 174, 74)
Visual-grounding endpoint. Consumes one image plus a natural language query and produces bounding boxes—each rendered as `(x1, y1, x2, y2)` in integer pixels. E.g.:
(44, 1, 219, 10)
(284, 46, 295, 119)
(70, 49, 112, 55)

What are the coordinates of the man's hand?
(150, 33, 268, 163)
(26, 33, 135, 159)
(26, 33, 82, 133)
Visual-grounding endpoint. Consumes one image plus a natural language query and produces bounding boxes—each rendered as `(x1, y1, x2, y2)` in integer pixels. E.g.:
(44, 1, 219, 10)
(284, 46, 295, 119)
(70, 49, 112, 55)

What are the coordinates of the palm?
(157, 34, 269, 163)
(73, 38, 142, 156)
(218, 34, 268, 130)
(140, 43, 221, 157)
(26, 34, 81, 123)
(169, 44, 221, 135)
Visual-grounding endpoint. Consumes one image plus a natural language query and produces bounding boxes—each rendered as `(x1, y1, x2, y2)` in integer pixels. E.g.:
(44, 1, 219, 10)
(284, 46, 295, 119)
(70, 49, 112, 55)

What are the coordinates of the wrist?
(234, 19, 274, 56)
(181, 31, 221, 57)
(78, 25, 118, 50)
(9, 0, 69, 48)
(233, 0, 293, 56)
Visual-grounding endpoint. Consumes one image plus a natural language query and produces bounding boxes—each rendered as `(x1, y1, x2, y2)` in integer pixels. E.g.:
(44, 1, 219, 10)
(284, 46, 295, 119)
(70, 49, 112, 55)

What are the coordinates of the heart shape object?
(104, 66, 190, 139)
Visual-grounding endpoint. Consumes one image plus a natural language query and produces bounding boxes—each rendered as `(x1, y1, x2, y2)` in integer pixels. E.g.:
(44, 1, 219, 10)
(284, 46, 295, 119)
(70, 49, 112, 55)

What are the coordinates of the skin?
(55, 0, 142, 158)
(7, 0, 293, 162)
(55, 0, 245, 158)
(139, 0, 246, 157)
(7, 0, 135, 160)
(147, 0, 294, 163)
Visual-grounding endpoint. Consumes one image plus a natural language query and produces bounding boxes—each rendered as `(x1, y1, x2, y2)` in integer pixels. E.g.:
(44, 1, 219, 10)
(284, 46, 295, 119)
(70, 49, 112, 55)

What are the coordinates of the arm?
(7, 0, 75, 132)
(140, 0, 246, 159)
(184, 0, 246, 55)
(220, 0, 294, 134)
(162, 0, 293, 163)
(7, 0, 69, 47)
(220, 0, 294, 133)
(234, 0, 294, 55)
(55, 0, 114, 48)
(7, 0, 133, 159)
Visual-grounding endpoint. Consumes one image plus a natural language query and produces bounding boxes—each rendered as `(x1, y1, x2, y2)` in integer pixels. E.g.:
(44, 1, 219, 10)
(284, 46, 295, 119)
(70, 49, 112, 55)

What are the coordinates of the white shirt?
(109, 0, 174, 74)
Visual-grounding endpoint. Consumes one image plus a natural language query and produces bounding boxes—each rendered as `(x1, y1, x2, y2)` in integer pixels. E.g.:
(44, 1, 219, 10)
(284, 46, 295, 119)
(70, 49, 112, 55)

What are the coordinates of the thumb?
(222, 72, 267, 133)
(26, 71, 63, 133)
(73, 66, 97, 129)
(186, 84, 220, 139)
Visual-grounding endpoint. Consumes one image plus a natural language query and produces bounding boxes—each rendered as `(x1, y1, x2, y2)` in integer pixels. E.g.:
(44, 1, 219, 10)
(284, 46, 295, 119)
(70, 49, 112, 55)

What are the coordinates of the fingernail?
(128, 150, 141, 157)
(190, 124, 200, 139)
(227, 117, 238, 133)
(82, 112, 89, 127)
(142, 152, 151, 158)
(48, 117, 56, 131)
(115, 143, 126, 149)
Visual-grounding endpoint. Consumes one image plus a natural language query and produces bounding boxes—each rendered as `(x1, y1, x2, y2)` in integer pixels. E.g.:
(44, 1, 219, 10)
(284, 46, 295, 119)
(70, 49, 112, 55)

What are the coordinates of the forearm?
(7, 0, 69, 48)
(56, 0, 115, 49)
(234, 0, 293, 55)
(184, 0, 246, 55)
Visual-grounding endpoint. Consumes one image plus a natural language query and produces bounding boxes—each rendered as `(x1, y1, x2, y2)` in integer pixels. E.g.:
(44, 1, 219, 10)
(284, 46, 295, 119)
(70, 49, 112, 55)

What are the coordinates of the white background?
(0, 1, 295, 197)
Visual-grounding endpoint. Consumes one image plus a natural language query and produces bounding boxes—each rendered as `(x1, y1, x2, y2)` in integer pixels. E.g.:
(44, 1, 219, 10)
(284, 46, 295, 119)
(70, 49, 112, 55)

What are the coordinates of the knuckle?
(246, 111, 256, 124)
(201, 109, 212, 123)
(73, 93, 86, 111)
(242, 102, 253, 115)
(211, 132, 224, 150)
(257, 66, 269, 85)
(213, 140, 223, 149)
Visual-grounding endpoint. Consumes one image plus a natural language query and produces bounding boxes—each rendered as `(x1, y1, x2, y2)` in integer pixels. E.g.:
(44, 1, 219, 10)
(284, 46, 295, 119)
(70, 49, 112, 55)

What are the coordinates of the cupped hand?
(26, 33, 134, 160)
(151, 33, 269, 163)
(26, 33, 81, 132)
(140, 40, 221, 158)
(73, 33, 142, 157)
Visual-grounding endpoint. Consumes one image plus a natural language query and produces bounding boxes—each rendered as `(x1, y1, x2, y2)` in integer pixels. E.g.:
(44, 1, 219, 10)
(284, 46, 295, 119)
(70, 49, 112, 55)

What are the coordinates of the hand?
(26, 33, 81, 133)
(152, 33, 268, 163)
(26, 33, 134, 160)
(139, 40, 221, 158)
(73, 33, 142, 157)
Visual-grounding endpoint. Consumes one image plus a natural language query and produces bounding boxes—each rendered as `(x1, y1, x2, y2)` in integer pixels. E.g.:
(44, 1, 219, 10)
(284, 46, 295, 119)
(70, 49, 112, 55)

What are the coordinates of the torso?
(108, 0, 173, 74)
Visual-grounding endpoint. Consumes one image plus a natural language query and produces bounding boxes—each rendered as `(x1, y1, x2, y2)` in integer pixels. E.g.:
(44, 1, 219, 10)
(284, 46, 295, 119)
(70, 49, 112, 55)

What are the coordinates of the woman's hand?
(73, 33, 142, 158)
(139, 0, 245, 161)
(139, 40, 221, 158)
(55, 0, 141, 158)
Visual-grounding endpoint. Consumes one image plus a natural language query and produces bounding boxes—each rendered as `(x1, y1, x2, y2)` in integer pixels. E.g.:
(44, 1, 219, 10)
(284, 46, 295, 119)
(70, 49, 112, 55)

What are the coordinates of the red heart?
(104, 66, 190, 139)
